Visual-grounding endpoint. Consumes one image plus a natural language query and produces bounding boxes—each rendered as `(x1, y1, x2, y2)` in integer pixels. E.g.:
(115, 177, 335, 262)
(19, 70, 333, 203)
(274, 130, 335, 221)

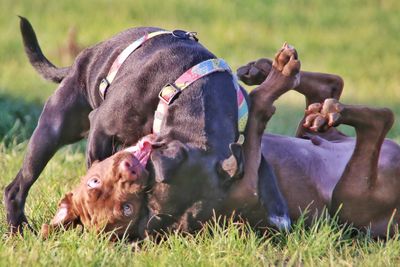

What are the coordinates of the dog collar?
(153, 58, 248, 134)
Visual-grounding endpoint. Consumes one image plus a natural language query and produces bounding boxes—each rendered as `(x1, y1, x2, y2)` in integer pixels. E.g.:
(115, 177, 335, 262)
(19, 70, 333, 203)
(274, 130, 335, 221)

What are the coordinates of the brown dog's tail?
(19, 16, 71, 83)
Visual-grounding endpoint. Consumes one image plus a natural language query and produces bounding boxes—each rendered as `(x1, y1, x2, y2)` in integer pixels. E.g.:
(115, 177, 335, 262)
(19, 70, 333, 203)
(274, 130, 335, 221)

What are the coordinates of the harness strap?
(98, 30, 248, 138)
(153, 58, 248, 134)
(99, 30, 172, 99)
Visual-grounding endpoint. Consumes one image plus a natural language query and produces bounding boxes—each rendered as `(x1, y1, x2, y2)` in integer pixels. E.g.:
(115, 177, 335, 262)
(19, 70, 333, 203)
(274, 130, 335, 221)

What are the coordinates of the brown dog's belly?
(262, 134, 352, 221)
(262, 133, 400, 226)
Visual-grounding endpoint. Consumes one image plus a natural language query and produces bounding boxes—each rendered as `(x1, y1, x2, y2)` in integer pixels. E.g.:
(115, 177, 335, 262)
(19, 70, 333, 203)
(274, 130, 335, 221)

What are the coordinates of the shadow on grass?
(0, 91, 87, 153)
(0, 92, 42, 146)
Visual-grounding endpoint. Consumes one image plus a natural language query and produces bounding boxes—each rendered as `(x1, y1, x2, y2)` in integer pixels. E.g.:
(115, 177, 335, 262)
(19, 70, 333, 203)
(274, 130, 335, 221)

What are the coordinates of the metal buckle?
(99, 78, 110, 99)
(186, 31, 198, 42)
(159, 83, 181, 105)
(172, 30, 198, 42)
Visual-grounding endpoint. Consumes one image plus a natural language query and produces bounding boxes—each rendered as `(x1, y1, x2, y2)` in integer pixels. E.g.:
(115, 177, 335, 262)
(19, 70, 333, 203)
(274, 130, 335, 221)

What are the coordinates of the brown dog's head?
(42, 135, 244, 239)
(42, 139, 154, 239)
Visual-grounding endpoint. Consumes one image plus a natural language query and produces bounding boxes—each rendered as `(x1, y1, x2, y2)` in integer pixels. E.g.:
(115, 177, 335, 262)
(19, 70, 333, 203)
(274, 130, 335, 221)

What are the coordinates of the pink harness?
(99, 30, 248, 167)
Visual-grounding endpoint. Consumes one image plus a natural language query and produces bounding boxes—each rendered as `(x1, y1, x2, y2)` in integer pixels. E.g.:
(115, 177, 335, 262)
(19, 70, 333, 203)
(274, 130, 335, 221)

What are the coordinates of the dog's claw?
(304, 98, 343, 132)
(305, 103, 322, 115)
(328, 113, 341, 126)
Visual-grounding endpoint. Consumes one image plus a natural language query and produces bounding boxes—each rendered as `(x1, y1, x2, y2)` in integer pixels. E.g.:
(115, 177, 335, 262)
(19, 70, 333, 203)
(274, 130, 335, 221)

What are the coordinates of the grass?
(1, 0, 400, 266)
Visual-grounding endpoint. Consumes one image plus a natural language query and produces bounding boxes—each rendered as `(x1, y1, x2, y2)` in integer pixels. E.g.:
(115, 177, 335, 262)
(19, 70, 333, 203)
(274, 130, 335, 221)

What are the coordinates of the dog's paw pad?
(303, 98, 343, 131)
(237, 58, 272, 85)
(272, 43, 300, 77)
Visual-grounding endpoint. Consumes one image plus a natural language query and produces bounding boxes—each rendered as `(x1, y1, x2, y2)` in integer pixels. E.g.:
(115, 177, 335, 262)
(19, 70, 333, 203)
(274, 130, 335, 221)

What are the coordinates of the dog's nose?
(123, 160, 136, 174)
(119, 158, 141, 180)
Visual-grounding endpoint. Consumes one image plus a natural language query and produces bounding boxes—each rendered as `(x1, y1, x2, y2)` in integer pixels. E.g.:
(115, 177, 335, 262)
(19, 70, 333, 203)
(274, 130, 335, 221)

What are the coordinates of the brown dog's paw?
(249, 43, 301, 108)
(303, 98, 343, 131)
(237, 58, 272, 85)
(272, 43, 300, 77)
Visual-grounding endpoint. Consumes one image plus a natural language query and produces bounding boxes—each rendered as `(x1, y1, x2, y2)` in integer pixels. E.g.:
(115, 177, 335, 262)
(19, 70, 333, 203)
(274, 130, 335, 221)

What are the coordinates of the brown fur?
(42, 150, 149, 238)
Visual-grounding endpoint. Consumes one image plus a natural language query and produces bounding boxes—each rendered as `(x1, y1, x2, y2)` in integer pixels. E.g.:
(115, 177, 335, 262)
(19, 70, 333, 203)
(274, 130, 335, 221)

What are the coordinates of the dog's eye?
(122, 203, 133, 216)
(87, 177, 101, 188)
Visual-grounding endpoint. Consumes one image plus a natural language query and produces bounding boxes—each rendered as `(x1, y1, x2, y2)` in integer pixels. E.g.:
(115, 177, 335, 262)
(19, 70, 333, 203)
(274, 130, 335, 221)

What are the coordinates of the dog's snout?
(119, 158, 140, 179)
(123, 160, 136, 174)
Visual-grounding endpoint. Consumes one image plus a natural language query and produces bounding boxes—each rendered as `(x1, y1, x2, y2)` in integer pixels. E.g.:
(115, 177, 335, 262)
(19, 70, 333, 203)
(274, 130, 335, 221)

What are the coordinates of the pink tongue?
(124, 134, 156, 167)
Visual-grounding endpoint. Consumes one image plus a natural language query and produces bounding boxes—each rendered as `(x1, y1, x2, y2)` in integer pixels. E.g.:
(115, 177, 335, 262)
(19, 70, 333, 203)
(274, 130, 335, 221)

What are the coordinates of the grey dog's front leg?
(86, 111, 115, 167)
(258, 156, 290, 230)
(226, 44, 300, 230)
(4, 77, 90, 234)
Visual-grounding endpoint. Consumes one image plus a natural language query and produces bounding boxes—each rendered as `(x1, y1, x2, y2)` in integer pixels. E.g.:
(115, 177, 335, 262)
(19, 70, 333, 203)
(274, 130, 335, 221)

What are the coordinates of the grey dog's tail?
(19, 16, 71, 83)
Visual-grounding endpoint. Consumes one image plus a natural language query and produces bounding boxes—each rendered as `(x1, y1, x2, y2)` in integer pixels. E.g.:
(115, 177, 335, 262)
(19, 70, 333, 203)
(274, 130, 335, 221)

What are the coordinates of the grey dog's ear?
(217, 143, 244, 181)
(151, 140, 188, 183)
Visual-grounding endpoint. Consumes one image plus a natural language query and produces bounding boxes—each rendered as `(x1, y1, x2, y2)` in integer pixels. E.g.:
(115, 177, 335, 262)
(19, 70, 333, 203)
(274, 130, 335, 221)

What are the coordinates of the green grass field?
(1, 0, 400, 266)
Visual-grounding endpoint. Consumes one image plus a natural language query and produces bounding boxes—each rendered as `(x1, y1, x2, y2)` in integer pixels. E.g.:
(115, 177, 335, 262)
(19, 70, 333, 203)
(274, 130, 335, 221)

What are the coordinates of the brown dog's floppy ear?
(41, 192, 80, 238)
(218, 143, 244, 181)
